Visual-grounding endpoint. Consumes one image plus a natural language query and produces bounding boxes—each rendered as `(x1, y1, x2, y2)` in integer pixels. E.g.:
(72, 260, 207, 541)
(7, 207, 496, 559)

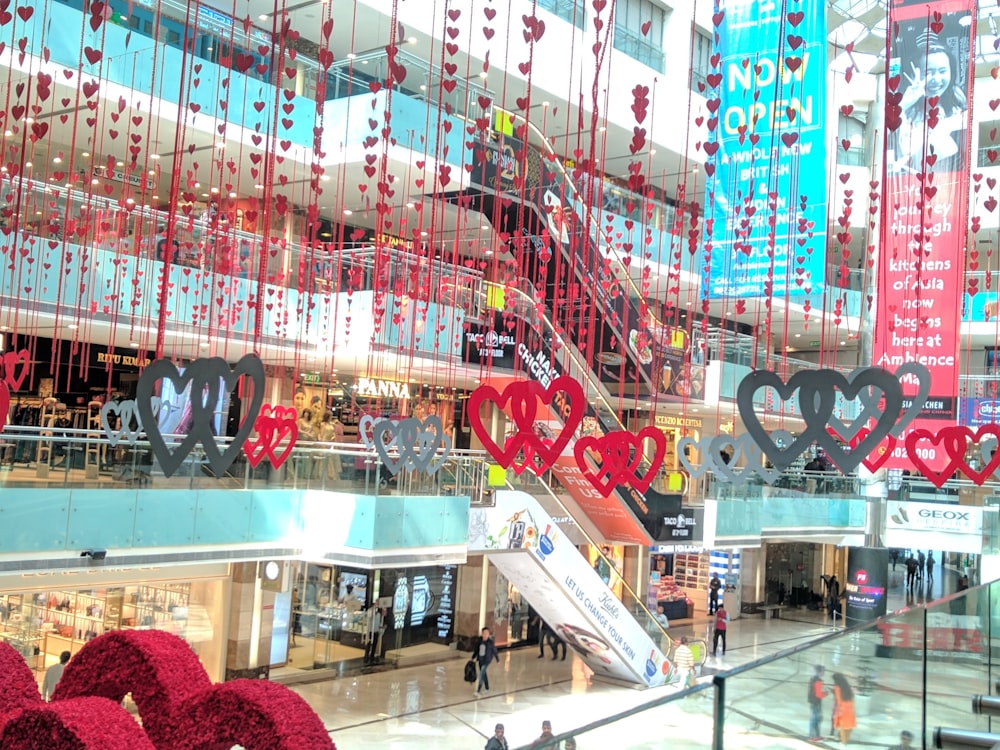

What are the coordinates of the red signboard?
(873, 0, 976, 469)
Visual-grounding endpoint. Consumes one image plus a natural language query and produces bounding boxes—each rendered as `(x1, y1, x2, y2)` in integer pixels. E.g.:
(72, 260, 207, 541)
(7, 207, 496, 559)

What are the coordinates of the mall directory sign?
(873, 0, 976, 470)
(702, 1, 827, 299)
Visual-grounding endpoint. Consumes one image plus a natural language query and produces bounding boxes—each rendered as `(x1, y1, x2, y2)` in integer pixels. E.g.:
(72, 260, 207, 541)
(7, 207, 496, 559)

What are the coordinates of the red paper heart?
(244, 405, 298, 468)
(467, 377, 585, 476)
(574, 427, 665, 496)
(904, 427, 966, 488)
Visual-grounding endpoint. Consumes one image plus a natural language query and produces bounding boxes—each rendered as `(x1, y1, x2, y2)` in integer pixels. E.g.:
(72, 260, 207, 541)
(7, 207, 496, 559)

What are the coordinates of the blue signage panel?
(703, 2, 827, 299)
(958, 397, 1000, 428)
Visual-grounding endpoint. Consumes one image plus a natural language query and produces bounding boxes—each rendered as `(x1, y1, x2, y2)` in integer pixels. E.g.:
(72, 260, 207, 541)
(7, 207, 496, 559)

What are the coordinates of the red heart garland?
(574, 427, 666, 496)
(244, 405, 298, 468)
(904, 427, 968, 488)
(467, 377, 585, 476)
(0, 382, 8, 432)
(910, 425, 1000, 486)
(845, 426, 895, 472)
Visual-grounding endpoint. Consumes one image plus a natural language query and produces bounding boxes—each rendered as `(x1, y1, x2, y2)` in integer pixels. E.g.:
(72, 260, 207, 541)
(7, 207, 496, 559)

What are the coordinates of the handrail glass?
(512, 580, 997, 749)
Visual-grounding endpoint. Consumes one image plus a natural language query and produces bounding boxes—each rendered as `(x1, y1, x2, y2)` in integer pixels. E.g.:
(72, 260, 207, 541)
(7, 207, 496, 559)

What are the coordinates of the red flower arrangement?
(0, 630, 335, 750)
(0, 640, 43, 718)
(0, 697, 156, 749)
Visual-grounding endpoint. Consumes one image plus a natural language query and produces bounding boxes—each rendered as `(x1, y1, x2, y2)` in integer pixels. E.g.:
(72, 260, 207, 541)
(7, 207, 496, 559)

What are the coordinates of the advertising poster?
(873, 0, 976, 469)
(845, 547, 890, 624)
(884, 500, 985, 553)
(468, 491, 670, 687)
(703, 1, 828, 298)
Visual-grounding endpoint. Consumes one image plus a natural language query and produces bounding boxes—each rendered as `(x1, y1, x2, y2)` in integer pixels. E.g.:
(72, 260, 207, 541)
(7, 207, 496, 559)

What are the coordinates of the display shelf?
(674, 552, 709, 590)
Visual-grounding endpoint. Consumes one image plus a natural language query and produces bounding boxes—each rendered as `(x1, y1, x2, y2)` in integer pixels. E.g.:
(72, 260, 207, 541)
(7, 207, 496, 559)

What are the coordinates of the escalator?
(468, 489, 673, 687)
(460, 113, 695, 546)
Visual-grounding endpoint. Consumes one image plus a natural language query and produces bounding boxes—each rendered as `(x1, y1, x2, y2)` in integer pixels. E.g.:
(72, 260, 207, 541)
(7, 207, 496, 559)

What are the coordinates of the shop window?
(613, 0, 667, 73)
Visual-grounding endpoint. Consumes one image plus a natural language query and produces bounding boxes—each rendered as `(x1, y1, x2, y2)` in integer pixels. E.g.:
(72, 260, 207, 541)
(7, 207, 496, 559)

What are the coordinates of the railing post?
(712, 675, 725, 750)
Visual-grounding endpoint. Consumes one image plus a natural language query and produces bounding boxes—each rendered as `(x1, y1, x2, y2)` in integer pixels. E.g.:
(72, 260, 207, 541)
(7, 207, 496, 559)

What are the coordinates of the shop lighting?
(53, 156, 62, 164)
(116, 160, 124, 166)
(149, 153, 161, 160)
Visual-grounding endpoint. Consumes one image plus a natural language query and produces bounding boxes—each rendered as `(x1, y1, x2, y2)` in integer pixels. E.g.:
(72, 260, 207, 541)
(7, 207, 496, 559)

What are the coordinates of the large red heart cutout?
(903, 426, 988, 487)
(574, 427, 666, 496)
(467, 377, 584, 475)
(243, 404, 298, 468)
(846, 426, 895, 472)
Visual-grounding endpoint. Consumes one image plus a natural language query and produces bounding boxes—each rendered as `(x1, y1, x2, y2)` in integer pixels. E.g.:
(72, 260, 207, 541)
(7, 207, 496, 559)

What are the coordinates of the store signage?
(702, 2, 827, 299)
(356, 377, 411, 400)
(654, 415, 702, 429)
(844, 547, 889, 624)
(301, 372, 322, 385)
(958, 397, 1000, 428)
(872, 0, 975, 470)
(466, 329, 516, 360)
(651, 544, 703, 554)
(91, 167, 155, 191)
(661, 508, 701, 542)
(884, 500, 985, 553)
(96, 351, 151, 368)
(435, 565, 455, 641)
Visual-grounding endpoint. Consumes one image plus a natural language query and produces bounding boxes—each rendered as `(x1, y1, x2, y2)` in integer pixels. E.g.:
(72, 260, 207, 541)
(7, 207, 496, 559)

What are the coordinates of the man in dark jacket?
(475, 627, 500, 696)
(807, 664, 829, 741)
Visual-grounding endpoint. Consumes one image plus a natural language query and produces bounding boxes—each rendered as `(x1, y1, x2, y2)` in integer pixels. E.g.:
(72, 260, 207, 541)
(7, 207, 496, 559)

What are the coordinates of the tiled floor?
(289, 565, 979, 749)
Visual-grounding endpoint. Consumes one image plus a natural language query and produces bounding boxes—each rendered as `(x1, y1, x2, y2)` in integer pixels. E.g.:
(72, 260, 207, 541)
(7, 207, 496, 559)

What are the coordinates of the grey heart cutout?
(136, 355, 264, 478)
(803, 368, 903, 475)
(100, 397, 161, 446)
(373, 416, 451, 475)
(677, 435, 715, 479)
(826, 368, 886, 443)
(859, 362, 931, 437)
(359, 415, 399, 449)
(709, 434, 781, 486)
(736, 370, 819, 472)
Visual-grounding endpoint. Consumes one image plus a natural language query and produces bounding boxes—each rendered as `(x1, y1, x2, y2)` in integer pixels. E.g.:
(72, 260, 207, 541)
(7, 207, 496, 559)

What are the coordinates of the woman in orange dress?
(832, 672, 857, 744)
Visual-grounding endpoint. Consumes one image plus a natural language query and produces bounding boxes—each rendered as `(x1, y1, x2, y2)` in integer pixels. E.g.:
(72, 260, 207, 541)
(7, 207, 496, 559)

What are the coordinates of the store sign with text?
(702, 1, 828, 299)
(844, 547, 889, 624)
(462, 313, 518, 368)
(872, 0, 976, 470)
(884, 500, 985, 553)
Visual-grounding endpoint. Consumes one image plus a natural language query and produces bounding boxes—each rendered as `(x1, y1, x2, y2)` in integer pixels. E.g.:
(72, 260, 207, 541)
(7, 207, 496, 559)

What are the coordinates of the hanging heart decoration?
(708, 432, 783, 486)
(573, 427, 666, 496)
(243, 405, 298, 469)
(136, 355, 265, 478)
(906, 425, 1000, 487)
(1, 348, 30, 390)
(372, 415, 452, 476)
(100, 398, 161, 447)
(467, 376, 585, 475)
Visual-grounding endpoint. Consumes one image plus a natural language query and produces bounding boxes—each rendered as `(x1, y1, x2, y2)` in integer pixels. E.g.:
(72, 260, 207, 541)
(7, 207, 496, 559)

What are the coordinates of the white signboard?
(884, 500, 986, 554)
(469, 491, 670, 687)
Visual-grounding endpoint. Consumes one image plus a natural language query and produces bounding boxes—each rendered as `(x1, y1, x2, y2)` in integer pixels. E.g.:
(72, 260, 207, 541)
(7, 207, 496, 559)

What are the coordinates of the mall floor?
(286, 563, 978, 750)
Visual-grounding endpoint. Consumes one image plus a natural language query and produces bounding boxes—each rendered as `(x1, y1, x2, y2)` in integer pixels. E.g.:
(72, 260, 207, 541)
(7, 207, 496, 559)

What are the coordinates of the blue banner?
(703, 2, 827, 299)
(958, 397, 1000, 428)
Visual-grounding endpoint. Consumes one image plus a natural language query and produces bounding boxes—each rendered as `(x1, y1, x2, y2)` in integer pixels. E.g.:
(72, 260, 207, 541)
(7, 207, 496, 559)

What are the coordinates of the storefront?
(285, 561, 456, 672)
(0, 564, 229, 682)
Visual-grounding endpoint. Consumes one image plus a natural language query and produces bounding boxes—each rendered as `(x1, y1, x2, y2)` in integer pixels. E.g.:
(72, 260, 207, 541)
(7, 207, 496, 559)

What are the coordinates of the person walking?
(474, 626, 500, 696)
(807, 664, 829, 742)
(708, 572, 722, 615)
(548, 629, 566, 661)
(674, 636, 696, 688)
(363, 604, 383, 665)
(530, 720, 557, 748)
(485, 723, 509, 750)
(832, 672, 857, 745)
(905, 554, 919, 589)
(917, 551, 925, 581)
(712, 602, 729, 656)
(827, 575, 841, 622)
(926, 551, 935, 582)
(42, 650, 71, 701)
(533, 613, 550, 659)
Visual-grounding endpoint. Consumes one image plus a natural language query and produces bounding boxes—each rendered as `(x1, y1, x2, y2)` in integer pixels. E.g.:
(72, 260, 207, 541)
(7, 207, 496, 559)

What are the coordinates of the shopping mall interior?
(0, 0, 999, 747)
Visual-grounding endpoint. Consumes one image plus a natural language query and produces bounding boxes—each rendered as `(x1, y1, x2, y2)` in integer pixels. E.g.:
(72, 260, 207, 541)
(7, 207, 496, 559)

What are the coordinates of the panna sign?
(356, 378, 411, 400)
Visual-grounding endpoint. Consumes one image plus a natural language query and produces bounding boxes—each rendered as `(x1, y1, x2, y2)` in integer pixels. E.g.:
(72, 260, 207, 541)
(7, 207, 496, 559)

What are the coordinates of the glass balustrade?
(511, 581, 1000, 750)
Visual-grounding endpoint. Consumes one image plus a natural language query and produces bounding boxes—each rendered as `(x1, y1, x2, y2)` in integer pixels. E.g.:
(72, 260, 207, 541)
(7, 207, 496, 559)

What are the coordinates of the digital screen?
(156, 368, 230, 437)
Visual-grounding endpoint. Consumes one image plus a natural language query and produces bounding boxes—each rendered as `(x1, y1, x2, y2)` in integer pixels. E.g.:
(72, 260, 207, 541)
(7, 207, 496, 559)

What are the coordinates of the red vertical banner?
(873, 0, 976, 469)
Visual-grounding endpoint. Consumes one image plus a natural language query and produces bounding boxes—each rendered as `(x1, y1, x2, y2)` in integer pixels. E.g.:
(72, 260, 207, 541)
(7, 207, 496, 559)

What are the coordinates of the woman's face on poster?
(924, 50, 952, 98)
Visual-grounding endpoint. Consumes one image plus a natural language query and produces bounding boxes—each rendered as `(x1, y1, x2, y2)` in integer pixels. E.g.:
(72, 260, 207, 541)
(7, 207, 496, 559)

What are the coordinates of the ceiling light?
(343, 209, 353, 216)
(53, 156, 62, 164)
(201, 193, 209, 198)
(24, 161, 32, 168)
(215, 142, 225, 149)
(210, 187, 219, 193)
(599, 126, 606, 132)
(255, 184, 264, 189)
(407, 36, 417, 44)
(200, 342, 209, 348)
(116, 160, 124, 166)
(67, 324, 78, 330)
(258, 13, 268, 20)
(194, 182, 201, 188)
(542, 101, 550, 107)
(420, 231, 428, 237)
(3, 130, 11, 137)
(320, 174, 330, 181)
(794, 333, 801, 338)
(485, 249, 494, 256)
(152, 195, 159, 200)
(478, 71, 488, 79)
(82, 151, 90, 157)
(125, 198, 135, 204)
(229, 191, 237, 198)
(24, 117, 33, 124)
(149, 153, 161, 160)
(148, 170, 155, 176)
(649, 149, 657, 155)
(419, 84, 426, 91)
(130, 341, 139, 347)
(406, 202, 415, 209)
(840, 341, 847, 346)
(360, 59, 368, 65)
(346, 52, 357, 60)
